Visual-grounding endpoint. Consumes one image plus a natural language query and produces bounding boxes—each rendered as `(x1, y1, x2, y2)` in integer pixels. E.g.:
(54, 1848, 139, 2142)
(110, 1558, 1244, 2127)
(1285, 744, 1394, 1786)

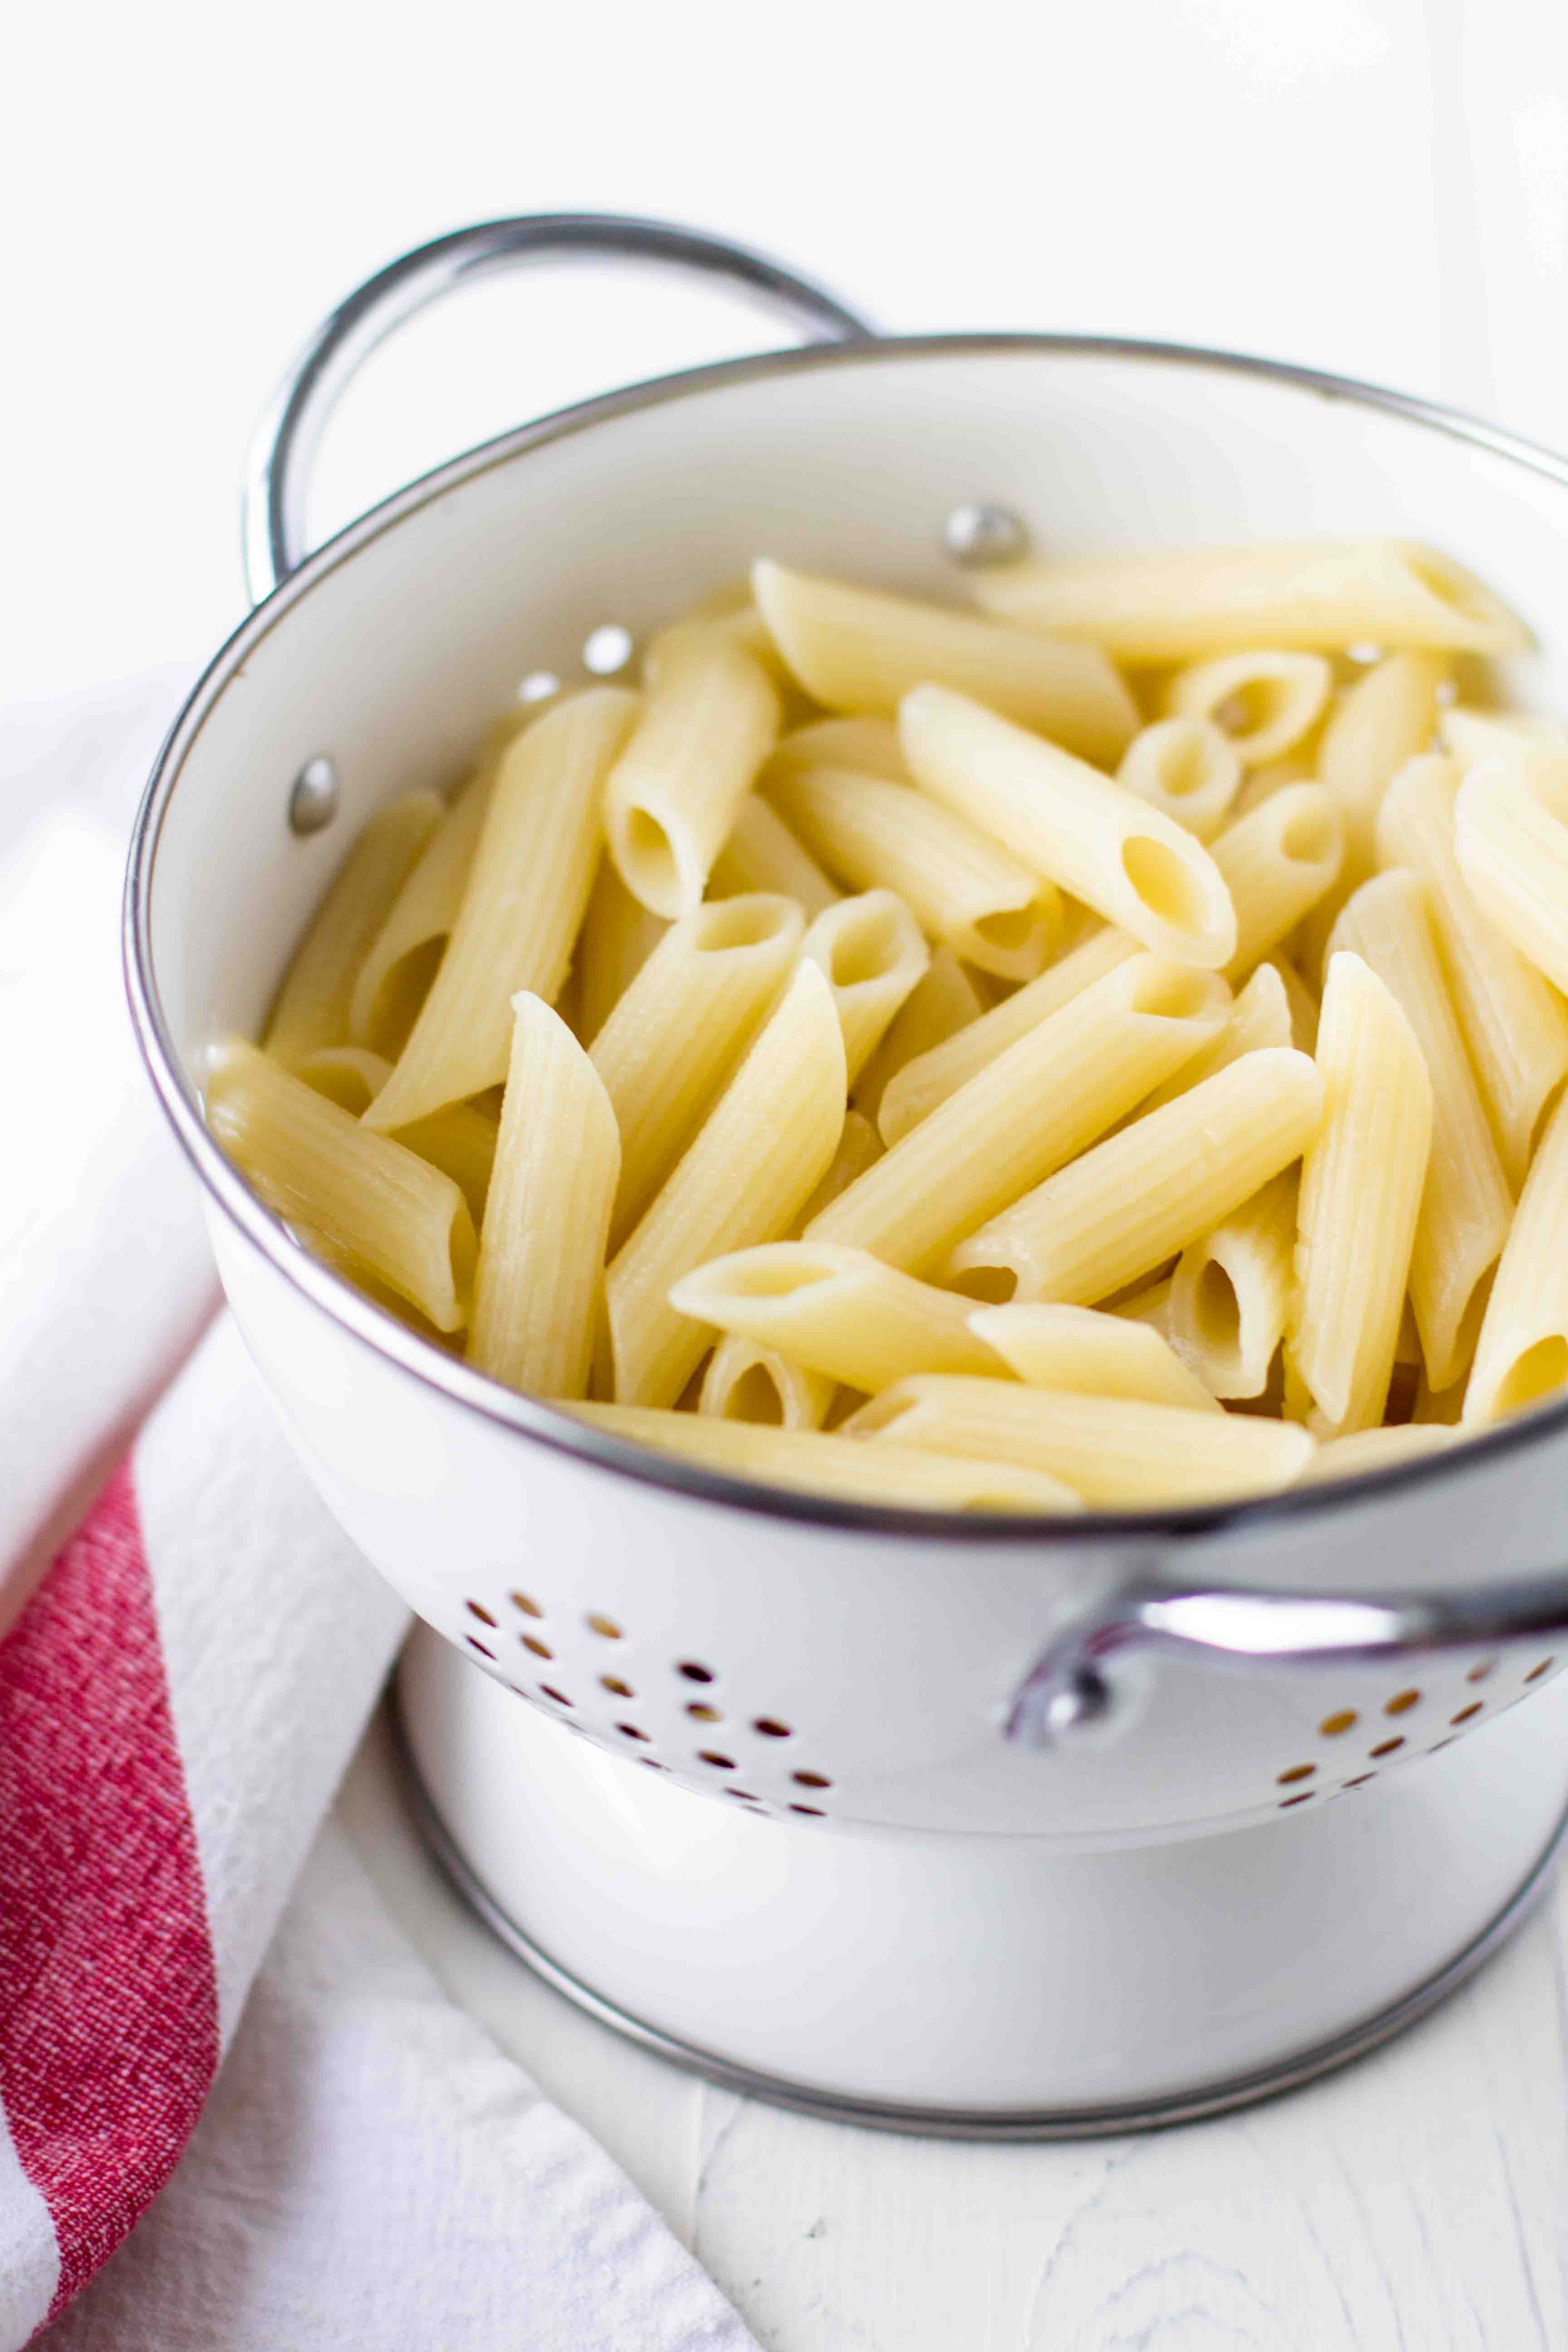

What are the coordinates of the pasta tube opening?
(1489, 1333, 1568, 1417)
(1117, 719, 1241, 842)
(802, 891, 929, 1083)
(1168, 652, 1333, 768)
(699, 1334, 834, 1430)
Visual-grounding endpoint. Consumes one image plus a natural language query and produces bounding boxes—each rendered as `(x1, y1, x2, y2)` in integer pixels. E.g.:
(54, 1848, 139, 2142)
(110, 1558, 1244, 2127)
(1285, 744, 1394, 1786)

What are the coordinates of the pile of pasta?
(207, 539, 1568, 1512)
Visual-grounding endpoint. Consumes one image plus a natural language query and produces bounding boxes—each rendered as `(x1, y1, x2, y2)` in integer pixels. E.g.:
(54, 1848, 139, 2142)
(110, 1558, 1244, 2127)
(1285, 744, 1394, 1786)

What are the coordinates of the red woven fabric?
(0, 1465, 218, 2325)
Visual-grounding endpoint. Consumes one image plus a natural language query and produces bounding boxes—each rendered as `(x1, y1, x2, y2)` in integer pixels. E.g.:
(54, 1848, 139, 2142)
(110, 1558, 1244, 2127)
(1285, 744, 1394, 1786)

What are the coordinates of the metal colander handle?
(1007, 1570, 1568, 1747)
(242, 212, 874, 606)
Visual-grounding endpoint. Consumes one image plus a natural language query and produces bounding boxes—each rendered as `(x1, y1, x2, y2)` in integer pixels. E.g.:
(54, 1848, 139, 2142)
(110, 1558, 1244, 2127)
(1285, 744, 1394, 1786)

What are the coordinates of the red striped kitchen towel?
(0, 677, 756, 2351)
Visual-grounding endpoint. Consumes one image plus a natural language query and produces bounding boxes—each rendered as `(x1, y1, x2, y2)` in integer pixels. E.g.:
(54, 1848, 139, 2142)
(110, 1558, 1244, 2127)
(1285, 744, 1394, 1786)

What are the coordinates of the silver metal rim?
(388, 1690, 1568, 2141)
(125, 327, 1568, 1554)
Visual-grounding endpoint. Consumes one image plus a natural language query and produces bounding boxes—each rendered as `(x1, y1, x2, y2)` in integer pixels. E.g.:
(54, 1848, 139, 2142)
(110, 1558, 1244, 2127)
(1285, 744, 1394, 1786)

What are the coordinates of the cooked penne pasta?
(845, 1378, 1313, 1504)
(296, 1045, 393, 1115)
(1438, 706, 1568, 766)
(349, 773, 493, 1051)
(752, 559, 1138, 762)
(1297, 1422, 1458, 1482)
(876, 926, 1142, 1143)
(1116, 718, 1242, 842)
(950, 1047, 1322, 1306)
(699, 1334, 836, 1430)
(770, 763, 1060, 979)
(206, 1039, 475, 1331)
(590, 893, 804, 1249)
(468, 997, 618, 1397)
(1465, 1089, 1568, 1424)
(1208, 784, 1343, 979)
(1455, 748, 1568, 997)
(762, 715, 910, 786)
(1166, 1171, 1296, 1399)
(706, 793, 838, 915)
(1274, 956, 1321, 1054)
(792, 1109, 882, 1231)
(1109, 1274, 1175, 1333)
(1288, 952, 1433, 1432)
(808, 955, 1229, 1275)
(800, 892, 930, 1084)
(899, 686, 1237, 969)
(853, 948, 985, 1126)
(1136, 960, 1292, 1117)
(1294, 652, 1448, 974)
(1166, 651, 1333, 768)
(562, 1404, 1085, 1512)
(606, 960, 846, 1406)
(604, 623, 779, 917)
(1328, 870, 1513, 1389)
(968, 1303, 1221, 1413)
(970, 539, 1530, 660)
(265, 791, 444, 1065)
(1376, 755, 1568, 1186)
(670, 1242, 1004, 1393)
(365, 689, 639, 1132)
(575, 856, 670, 1049)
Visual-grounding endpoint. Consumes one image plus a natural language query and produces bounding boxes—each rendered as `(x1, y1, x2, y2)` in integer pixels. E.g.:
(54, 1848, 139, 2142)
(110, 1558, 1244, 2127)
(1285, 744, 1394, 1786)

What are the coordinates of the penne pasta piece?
(853, 947, 985, 1126)
(297, 1046, 496, 1220)
(349, 772, 494, 1050)
(699, 1334, 836, 1431)
(1273, 956, 1321, 1054)
(1377, 755, 1568, 1186)
(1294, 652, 1448, 975)
(899, 686, 1236, 969)
(877, 926, 1141, 1143)
(1116, 718, 1242, 842)
(800, 892, 930, 1084)
(605, 623, 779, 917)
(670, 1242, 1005, 1393)
(265, 791, 444, 1065)
(1208, 784, 1343, 980)
(752, 558, 1138, 762)
(1136, 960, 1292, 1117)
(561, 1404, 1084, 1513)
(1465, 1089, 1568, 1424)
(468, 997, 619, 1399)
(1298, 1422, 1459, 1484)
(707, 793, 838, 915)
(1328, 870, 1513, 1389)
(206, 1038, 475, 1331)
(1438, 706, 1568, 766)
(1166, 1171, 1296, 1399)
(762, 715, 910, 786)
(606, 961, 846, 1407)
(1288, 953, 1433, 1433)
(591, 893, 805, 1250)
(575, 855, 670, 1048)
(392, 1102, 500, 1228)
(808, 955, 1229, 1275)
(365, 689, 639, 1132)
(845, 1378, 1313, 1505)
(1109, 1274, 1174, 1333)
(968, 1303, 1221, 1413)
(1166, 651, 1333, 768)
(791, 1109, 883, 1231)
(950, 1047, 1322, 1307)
(970, 539, 1530, 661)
(770, 764, 1061, 980)
(296, 1045, 393, 1116)
(1454, 748, 1568, 997)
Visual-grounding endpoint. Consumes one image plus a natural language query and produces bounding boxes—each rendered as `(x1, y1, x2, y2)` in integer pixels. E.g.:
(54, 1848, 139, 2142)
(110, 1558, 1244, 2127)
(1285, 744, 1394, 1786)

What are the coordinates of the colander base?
(395, 1630, 1568, 2137)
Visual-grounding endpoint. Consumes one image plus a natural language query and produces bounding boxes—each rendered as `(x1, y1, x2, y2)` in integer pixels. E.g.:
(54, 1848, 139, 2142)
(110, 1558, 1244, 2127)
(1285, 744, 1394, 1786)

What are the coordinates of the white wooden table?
(338, 1708, 1568, 2351)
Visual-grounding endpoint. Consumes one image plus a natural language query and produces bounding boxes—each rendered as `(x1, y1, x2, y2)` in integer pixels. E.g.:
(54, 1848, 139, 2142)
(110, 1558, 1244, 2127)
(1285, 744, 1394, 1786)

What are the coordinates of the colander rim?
(124, 327, 1568, 1547)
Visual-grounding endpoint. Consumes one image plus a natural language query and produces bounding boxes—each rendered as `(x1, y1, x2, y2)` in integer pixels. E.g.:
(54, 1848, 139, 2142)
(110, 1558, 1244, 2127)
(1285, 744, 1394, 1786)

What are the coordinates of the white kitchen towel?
(0, 677, 757, 2350)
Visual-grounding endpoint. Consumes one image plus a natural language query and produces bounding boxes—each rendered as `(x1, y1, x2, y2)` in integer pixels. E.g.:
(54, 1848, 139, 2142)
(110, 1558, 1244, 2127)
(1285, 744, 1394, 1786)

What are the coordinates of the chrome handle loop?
(1006, 1573, 1568, 1749)
(243, 212, 874, 608)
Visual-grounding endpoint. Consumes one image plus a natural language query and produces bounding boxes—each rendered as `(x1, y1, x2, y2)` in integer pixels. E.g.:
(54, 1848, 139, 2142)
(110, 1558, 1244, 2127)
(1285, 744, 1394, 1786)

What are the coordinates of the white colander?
(127, 216, 1568, 2132)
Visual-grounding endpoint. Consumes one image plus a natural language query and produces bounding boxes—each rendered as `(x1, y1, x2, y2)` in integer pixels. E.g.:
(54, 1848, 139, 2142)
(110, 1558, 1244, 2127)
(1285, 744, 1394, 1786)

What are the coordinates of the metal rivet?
(944, 501, 1029, 566)
(288, 755, 339, 836)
